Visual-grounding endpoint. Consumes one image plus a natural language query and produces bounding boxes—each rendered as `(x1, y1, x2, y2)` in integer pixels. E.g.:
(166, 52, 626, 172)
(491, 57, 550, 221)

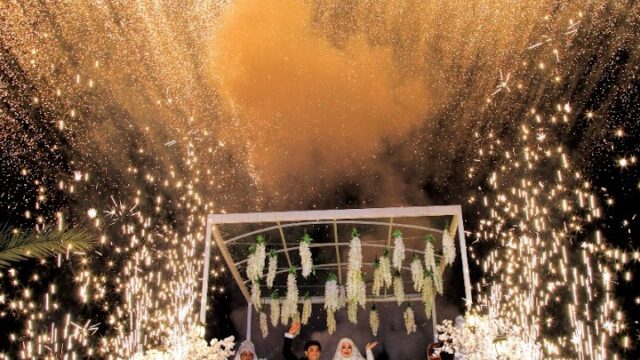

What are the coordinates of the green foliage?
(0, 223, 95, 269)
(425, 234, 435, 243)
(300, 233, 313, 244)
(351, 228, 360, 238)
(392, 229, 403, 238)
(327, 272, 337, 282)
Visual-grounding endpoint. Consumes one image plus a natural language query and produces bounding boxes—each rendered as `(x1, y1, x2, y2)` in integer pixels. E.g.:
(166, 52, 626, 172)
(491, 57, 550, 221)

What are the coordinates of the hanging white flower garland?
(250, 280, 262, 311)
(346, 229, 366, 319)
(433, 260, 444, 295)
(393, 272, 405, 305)
(270, 293, 280, 327)
(372, 257, 384, 296)
(282, 268, 298, 325)
(424, 235, 437, 273)
(246, 235, 266, 282)
(301, 293, 312, 325)
(403, 305, 417, 334)
(259, 311, 268, 338)
(392, 229, 405, 271)
(299, 233, 314, 278)
(369, 305, 380, 336)
(410, 254, 424, 293)
(324, 273, 340, 312)
(348, 300, 358, 324)
(422, 271, 434, 319)
(338, 284, 346, 309)
(266, 249, 278, 289)
(380, 249, 393, 289)
(327, 309, 336, 335)
(442, 225, 456, 266)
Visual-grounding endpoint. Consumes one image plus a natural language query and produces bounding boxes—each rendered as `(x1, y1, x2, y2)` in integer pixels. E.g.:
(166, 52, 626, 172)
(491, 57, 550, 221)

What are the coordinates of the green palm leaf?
(0, 223, 95, 269)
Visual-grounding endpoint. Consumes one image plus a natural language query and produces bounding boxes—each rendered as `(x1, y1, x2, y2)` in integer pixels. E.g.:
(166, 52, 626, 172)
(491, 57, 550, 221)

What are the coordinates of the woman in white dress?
(331, 338, 378, 360)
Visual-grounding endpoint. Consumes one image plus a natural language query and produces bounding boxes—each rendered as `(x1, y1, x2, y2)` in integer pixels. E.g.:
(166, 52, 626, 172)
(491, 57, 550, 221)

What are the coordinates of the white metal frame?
(200, 206, 472, 342)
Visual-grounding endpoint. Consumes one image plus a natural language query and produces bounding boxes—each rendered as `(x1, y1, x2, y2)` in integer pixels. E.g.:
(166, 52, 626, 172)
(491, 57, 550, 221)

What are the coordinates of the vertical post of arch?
(200, 216, 212, 323)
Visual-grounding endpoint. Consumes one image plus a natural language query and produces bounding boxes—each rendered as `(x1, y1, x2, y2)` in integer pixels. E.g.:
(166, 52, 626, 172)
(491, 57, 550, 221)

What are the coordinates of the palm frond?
(0, 223, 95, 269)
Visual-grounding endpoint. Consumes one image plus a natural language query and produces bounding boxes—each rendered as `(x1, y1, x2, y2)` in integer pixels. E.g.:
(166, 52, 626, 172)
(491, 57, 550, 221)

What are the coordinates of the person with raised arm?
(282, 322, 322, 360)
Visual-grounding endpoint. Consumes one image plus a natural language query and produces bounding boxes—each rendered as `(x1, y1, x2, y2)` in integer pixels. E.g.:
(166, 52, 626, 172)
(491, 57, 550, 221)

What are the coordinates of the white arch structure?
(200, 206, 472, 341)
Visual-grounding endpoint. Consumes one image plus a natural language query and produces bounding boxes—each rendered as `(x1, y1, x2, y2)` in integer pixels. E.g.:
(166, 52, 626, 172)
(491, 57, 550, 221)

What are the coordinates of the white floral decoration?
(266, 250, 278, 289)
(282, 269, 298, 325)
(372, 258, 384, 296)
(392, 230, 405, 271)
(403, 305, 417, 334)
(299, 233, 314, 278)
(346, 229, 366, 312)
(246, 235, 266, 282)
(324, 274, 340, 312)
(393, 272, 405, 305)
(433, 261, 443, 295)
(410, 254, 424, 292)
(281, 299, 291, 326)
(327, 309, 336, 335)
(250, 280, 262, 311)
(380, 249, 393, 289)
(301, 294, 312, 325)
(348, 300, 358, 324)
(260, 311, 269, 338)
(369, 305, 380, 336)
(442, 227, 456, 266)
(338, 284, 346, 309)
(270, 293, 280, 327)
(133, 329, 235, 360)
(422, 272, 434, 319)
(424, 235, 437, 273)
(348, 229, 363, 270)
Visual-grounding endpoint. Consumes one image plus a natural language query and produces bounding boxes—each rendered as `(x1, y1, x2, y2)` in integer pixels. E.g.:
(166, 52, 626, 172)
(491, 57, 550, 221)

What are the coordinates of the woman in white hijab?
(234, 339, 258, 360)
(332, 338, 377, 360)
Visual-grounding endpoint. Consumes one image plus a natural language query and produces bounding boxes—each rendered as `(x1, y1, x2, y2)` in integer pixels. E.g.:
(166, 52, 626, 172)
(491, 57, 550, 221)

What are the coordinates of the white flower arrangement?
(435, 319, 461, 355)
(393, 272, 405, 305)
(346, 229, 366, 310)
(246, 235, 266, 282)
(432, 261, 443, 295)
(410, 254, 424, 292)
(266, 250, 278, 289)
(301, 293, 312, 325)
(369, 305, 380, 336)
(424, 235, 436, 273)
(338, 284, 346, 309)
(372, 257, 384, 296)
(324, 273, 340, 312)
(433, 285, 542, 360)
(327, 309, 336, 335)
(133, 329, 235, 360)
(348, 300, 358, 324)
(403, 305, 417, 334)
(299, 233, 314, 278)
(348, 229, 363, 270)
(259, 311, 268, 338)
(270, 293, 280, 327)
(250, 280, 262, 311)
(282, 268, 298, 325)
(380, 249, 393, 289)
(392, 229, 405, 271)
(442, 226, 456, 266)
(422, 271, 434, 319)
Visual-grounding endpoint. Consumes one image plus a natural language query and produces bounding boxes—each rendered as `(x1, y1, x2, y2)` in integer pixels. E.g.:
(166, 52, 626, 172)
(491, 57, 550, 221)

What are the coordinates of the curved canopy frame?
(200, 206, 472, 341)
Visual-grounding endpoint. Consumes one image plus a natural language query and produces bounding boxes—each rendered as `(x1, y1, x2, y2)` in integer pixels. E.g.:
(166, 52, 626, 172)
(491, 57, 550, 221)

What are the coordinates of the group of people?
(233, 321, 378, 360)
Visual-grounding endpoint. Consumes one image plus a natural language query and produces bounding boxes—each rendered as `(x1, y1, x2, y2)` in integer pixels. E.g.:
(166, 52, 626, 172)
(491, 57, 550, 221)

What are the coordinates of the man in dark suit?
(282, 322, 321, 360)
